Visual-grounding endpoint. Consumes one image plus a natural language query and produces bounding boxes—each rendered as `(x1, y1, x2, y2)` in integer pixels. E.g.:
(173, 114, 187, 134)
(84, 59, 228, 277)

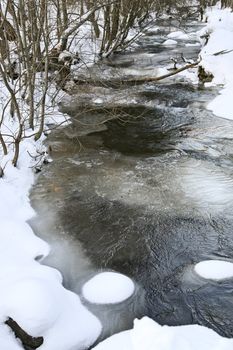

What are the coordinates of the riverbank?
(0, 97, 103, 349)
(0, 3, 233, 350)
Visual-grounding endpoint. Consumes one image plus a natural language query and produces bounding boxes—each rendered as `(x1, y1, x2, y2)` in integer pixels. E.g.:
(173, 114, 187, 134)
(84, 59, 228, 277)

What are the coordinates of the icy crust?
(195, 260, 233, 280)
(199, 5, 233, 120)
(94, 317, 233, 350)
(82, 272, 135, 304)
(0, 137, 101, 348)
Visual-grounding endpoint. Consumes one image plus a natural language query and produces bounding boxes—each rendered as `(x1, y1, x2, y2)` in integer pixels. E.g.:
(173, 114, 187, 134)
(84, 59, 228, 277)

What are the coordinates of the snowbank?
(195, 260, 233, 280)
(199, 5, 233, 120)
(94, 316, 233, 350)
(82, 272, 135, 304)
(0, 92, 101, 348)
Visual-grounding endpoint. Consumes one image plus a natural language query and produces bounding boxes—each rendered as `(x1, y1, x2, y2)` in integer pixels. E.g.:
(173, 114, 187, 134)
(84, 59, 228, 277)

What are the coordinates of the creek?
(30, 14, 233, 345)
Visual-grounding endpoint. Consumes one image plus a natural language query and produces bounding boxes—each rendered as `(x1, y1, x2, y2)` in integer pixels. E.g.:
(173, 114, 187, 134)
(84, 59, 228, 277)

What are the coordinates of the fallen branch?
(74, 60, 201, 87)
(73, 60, 200, 87)
(130, 60, 200, 84)
(5, 317, 43, 349)
(213, 49, 233, 56)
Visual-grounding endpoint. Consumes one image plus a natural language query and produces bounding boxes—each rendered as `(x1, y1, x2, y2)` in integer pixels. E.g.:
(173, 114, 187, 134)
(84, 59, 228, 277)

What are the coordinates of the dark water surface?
(30, 15, 233, 344)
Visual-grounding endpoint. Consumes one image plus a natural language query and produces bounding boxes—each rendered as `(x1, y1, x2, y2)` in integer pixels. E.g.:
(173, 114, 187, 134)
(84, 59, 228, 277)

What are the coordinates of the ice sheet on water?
(179, 159, 233, 210)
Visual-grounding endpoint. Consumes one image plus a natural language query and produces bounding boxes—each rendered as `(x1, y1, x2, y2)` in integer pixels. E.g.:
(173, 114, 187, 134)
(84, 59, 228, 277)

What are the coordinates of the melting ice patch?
(179, 159, 233, 210)
(91, 156, 233, 216)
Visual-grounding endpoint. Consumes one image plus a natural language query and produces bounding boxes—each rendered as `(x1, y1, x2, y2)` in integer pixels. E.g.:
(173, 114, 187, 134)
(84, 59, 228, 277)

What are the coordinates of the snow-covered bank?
(93, 317, 233, 350)
(199, 4, 233, 120)
(0, 135, 102, 348)
(0, 115, 137, 348)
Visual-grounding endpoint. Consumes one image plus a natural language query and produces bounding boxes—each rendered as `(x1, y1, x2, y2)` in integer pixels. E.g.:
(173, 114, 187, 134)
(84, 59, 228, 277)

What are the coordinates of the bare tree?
(1, 0, 198, 166)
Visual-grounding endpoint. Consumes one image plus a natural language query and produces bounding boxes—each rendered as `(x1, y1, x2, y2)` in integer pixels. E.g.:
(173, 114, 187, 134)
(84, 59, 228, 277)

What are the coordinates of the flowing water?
(30, 14, 233, 345)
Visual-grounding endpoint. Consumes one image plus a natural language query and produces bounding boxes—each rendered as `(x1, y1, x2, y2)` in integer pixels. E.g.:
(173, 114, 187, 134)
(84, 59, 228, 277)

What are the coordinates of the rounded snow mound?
(93, 316, 233, 350)
(162, 39, 177, 46)
(2, 279, 61, 334)
(167, 30, 189, 40)
(195, 260, 233, 280)
(82, 272, 135, 304)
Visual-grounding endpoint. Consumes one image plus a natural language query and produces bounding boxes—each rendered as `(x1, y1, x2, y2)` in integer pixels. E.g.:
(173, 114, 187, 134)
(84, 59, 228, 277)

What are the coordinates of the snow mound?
(185, 43, 200, 47)
(208, 82, 233, 120)
(0, 325, 23, 350)
(94, 316, 233, 350)
(0, 220, 102, 349)
(0, 220, 50, 263)
(0, 134, 102, 349)
(195, 260, 233, 280)
(94, 98, 104, 104)
(82, 272, 135, 304)
(167, 31, 189, 40)
(162, 39, 177, 46)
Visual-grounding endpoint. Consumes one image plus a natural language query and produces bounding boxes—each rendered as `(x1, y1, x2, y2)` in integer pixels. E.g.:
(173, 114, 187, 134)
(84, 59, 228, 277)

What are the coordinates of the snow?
(0, 2, 145, 347)
(0, 325, 23, 350)
(199, 5, 233, 120)
(162, 39, 177, 46)
(0, 85, 101, 349)
(94, 98, 104, 104)
(208, 83, 233, 119)
(94, 330, 132, 350)
(1, 3, 233, 349)
(146, 26, 159, 34)
(167, 30, 189, 40)
(94, 316, 233, 350)
(93, 5, 233, 349)
(195, 260, 233, 280)
(58, 50, 73, 62)
(185, 42, 200, 47)
(82, 272, 135, 304)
